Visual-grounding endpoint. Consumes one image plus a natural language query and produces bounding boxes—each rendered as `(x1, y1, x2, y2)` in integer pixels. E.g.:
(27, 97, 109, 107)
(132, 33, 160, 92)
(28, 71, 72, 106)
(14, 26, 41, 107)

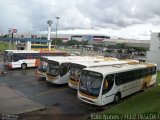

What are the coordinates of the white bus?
(36, 56, 62, 79)
(45, 56, 107, 84)
(78, 63, 157, 106)
(37, 56, 96, 79)
(4, 50, 67, 69)
(69, 59, 139, 89)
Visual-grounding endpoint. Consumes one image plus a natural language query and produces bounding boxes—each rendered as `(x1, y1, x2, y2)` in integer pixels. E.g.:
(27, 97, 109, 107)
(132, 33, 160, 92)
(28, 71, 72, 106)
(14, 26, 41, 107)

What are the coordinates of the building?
(146, 33, 160, 70)
(103, 38, 150, 48)
(11, 33, 150, 48)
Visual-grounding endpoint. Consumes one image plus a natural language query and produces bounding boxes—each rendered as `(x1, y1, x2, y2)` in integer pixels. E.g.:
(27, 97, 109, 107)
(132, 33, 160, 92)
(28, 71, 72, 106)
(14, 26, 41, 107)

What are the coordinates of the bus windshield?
(4, 52, 13, 62)
(47, 61, 60, 76)
(38, 58, 48, 72)
(70, 64, 86, 81)
(79, 70, 103, 97)
(3, 51, 8, 62)
(60, 63, 70, 76)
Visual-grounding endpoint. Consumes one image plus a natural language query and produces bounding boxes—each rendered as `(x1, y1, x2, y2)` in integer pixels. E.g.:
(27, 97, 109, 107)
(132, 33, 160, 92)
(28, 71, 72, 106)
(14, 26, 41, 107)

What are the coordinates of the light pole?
(47, 20, 53, 51)
(55, 16, 60, 48)
(91, 27, 94, 49)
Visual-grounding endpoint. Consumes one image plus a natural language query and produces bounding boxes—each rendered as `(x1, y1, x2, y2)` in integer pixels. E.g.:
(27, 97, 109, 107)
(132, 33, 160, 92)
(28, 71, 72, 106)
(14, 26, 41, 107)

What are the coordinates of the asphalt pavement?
(0, 60, 101, 120)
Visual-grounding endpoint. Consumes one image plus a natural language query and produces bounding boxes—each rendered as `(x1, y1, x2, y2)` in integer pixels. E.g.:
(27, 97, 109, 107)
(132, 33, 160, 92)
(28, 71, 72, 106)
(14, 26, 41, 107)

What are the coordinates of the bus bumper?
(6, 64, 12, 69)
(68, 79, 79, 90)
(78, 92, 102, 106)
(37, 70, 46, 78)
(46, 75, 58, 83)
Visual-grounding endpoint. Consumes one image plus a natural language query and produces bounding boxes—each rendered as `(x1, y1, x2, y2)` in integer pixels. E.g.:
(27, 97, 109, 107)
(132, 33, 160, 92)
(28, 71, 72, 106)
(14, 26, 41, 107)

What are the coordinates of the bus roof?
(70, 59, 139, 68)
(47, 56, 105, 64)
(5, 50, 68, 54)
(82, 63, 156, 76)
(70, 60, 128, 68)
(5, 50, 39, 53)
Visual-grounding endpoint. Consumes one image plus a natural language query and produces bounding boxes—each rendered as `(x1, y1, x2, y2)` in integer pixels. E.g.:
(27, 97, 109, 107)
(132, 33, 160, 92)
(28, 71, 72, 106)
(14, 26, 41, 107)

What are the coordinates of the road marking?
(36, 87, 68, 96)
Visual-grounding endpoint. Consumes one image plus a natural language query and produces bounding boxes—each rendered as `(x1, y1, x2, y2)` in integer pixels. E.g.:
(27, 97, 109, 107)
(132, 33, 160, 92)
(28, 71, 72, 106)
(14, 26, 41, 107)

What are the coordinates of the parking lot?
(0, 54, 148, 120)
(0, 58, 104, 120)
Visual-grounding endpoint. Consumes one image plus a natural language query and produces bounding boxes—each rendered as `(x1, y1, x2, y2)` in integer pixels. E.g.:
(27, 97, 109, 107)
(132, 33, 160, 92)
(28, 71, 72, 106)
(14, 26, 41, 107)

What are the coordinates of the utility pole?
(55, 17, 60, 49)
(47, 20, 53, 51)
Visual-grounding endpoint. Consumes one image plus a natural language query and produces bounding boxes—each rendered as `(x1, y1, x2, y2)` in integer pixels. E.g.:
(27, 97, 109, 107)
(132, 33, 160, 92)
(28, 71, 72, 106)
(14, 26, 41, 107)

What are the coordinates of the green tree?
(80, 40, 88, 46)
(116, 43, 125, 48)
(52, 38, 63, 46)
(132, 47, 148, 55)
(66, 40, 80, 46)
(0, 35, 8, 38)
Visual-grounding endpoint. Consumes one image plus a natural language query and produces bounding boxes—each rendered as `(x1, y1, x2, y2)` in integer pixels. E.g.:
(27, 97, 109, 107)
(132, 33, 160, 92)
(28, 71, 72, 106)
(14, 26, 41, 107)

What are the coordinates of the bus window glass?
(38, 60, 48, 72)
(102, 74, 114, 95)
(47, 61, 60, 76)
(79, 71, 103, 97)
(8, 54, 13, 62)
(3, 51, 8, 62)
(115, 72, 129, 85)
(13, 54, 19, 62)
(60, 63, 70, 76)
(147, 68, 152, 75)
(70, 64, 85, 81)
(141, 68, 147, 77)
(133, 70, 140, 80)
(152, 66, 156, 74)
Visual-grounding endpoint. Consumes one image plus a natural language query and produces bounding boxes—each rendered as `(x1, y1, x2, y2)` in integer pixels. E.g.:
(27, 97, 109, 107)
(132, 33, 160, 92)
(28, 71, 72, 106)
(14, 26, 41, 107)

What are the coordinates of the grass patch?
(0, 43, 8, 52)
(0, 42, 15, 52)
(102, 72, 160, 115)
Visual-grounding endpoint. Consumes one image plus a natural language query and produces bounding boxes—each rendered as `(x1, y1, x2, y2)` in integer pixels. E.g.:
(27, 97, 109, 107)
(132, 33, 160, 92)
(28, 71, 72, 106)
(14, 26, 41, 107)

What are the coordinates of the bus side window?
(102, 74, 114, 95)
(151, 66, 156, 75)
(35, 53, 39, 59)
(23, 53, 28, 59)
(133, 70, 140, 80)
(147, 68, 152, 75)
(19, 54, 24, 60)
(115, 73, 121, 85)
(33, 53, 37, 59)
(141, 68, 147, 77)
(36, 53, 40, 59)
(32, 53, 35, 59)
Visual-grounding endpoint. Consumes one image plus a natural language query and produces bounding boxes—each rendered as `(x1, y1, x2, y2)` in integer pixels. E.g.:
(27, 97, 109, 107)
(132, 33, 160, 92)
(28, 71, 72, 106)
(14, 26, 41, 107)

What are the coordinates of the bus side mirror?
(105, 80, 108, 88)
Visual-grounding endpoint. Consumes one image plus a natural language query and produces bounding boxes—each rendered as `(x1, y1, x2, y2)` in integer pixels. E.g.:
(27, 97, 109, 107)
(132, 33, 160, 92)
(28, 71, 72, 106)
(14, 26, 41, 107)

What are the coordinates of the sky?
(1, 0, 160, 40)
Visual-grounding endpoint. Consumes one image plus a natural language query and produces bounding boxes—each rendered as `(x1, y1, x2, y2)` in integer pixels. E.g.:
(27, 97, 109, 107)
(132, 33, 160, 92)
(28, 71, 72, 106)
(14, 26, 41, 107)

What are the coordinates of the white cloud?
(1, 0, 160, 39)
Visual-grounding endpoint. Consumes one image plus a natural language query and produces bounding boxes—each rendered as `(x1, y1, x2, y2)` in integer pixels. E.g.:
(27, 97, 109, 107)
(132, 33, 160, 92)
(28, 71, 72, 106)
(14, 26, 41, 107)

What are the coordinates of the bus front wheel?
(114, 93, 121, 104)
(21, 63, 27, 70)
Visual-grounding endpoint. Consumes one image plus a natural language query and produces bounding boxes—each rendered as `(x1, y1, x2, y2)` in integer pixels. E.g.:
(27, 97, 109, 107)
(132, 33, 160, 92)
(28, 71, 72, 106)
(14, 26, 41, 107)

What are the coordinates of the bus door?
(60, 63, 70, 83)
(102, 74, 115, 105)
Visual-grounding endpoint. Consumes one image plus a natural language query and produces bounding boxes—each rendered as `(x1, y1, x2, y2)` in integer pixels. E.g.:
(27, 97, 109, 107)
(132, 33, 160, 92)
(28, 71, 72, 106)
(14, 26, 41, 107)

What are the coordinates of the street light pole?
(55, 17, 60, 49)
(91, 27, 94, 48)
(47, 20, 53, 51)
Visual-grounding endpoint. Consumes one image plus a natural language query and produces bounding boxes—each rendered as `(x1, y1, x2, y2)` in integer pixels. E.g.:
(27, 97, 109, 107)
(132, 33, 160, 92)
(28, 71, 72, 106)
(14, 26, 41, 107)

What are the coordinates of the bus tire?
(114, 93, 121, 104)
(142, 82, 147, 91)
(21, 63, 27, 70)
